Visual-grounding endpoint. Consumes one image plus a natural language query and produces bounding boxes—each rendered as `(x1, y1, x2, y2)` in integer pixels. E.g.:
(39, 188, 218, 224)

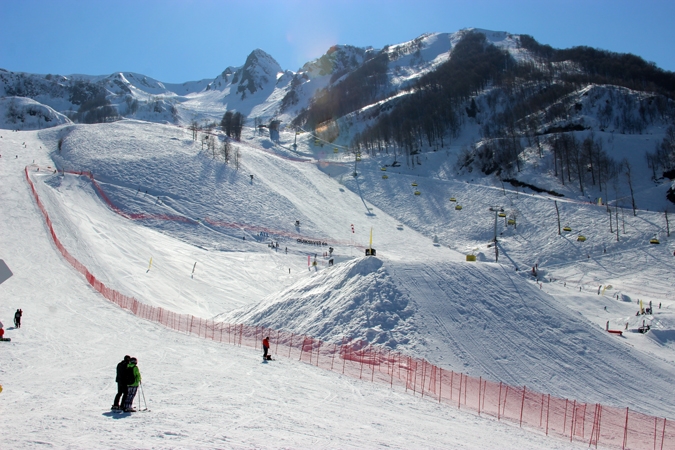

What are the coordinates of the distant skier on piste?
(123, 357, 142, 412)
(263, 336, 271, 360)
(14, 309, 22, 328)
(112, 355, 131, 410)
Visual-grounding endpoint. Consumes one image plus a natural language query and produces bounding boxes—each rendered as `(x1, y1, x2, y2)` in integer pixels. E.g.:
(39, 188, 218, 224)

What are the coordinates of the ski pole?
(140, 381, 148, 410)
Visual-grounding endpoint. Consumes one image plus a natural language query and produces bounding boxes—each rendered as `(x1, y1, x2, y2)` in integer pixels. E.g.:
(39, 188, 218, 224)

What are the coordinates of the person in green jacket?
(123, 357, 142, 412)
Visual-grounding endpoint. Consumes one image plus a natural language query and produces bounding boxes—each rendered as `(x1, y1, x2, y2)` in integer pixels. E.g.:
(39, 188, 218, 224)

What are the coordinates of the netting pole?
(563, 399, 569, 434)
(220, 322, 223, 342)
(588, 404, 598, 447)
(398, 353, 401, 379)
(420, 360, 426, 398)
(239, 324, 243, 346)
(390, 351, 395, 388)
(540, 393, 544, 427)
(405, 357, 411, 392)
(342, 341, 347, 374)
(412, 360, 418, 395)
(458, 373, 462, 409)
(275, 330, 280, 354)
(331, 343, 337, 371)
(370, 347, 375, 382)
(482, 380, 487, 412)
(359, 346, 365, 379)
(316, 340, 321, 367)
(299, 337, 305, 362)
(570, 400, 576, 442)
(519, 386, 526, 427)
(478, 376, 482, 416)
(438, 368, 442, 403)
(622, 407, 629, 450)
(497, 381, 502, 420)
(545, 394, 550, 435)
(190, 315, 194, 335)
(660, 418, 666, 450)
(289, 333, 294, 358)
(464, 373, 467, 406)
(653, 416, 658, 450)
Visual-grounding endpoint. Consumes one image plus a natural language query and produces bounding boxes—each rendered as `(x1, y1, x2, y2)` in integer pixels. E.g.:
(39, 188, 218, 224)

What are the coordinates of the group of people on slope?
(0, 309, 22, 339)
(112, 355, 142, 412)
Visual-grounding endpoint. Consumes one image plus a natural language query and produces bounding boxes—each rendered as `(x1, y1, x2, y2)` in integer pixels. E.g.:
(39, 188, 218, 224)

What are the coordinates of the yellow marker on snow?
(639, 299, 644, 315)
(369, 227, 373, 249)
(148, 257, 153, 271)
(598, 197, 602, 206)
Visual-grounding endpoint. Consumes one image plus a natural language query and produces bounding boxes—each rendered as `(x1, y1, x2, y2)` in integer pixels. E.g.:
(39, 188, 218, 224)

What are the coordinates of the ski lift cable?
(296, 126, 351, 151)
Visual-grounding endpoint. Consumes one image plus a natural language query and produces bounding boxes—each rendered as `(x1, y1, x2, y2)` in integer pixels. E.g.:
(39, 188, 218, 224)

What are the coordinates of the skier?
(112, 355, 131, 410)
(14, 309, 22, 328)
(262, 336, 270, 360)
(123, 357, 142, 412)
(0, 320, 4, 339)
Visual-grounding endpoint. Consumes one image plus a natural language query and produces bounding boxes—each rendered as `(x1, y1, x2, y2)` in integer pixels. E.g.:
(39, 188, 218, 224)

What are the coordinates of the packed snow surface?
(1, 120, 674, 449)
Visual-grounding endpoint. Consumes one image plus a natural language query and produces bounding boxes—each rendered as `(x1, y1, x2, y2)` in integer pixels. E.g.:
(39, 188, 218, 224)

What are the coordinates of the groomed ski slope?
(1, 120, 674, 448)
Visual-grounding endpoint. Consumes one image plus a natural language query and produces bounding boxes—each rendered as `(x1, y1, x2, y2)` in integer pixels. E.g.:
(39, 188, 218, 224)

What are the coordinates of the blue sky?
(1, 0, 673, 83)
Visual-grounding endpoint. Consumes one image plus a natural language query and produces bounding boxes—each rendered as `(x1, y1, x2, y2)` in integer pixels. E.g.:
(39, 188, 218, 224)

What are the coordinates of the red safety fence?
(26, 167, 675, 449)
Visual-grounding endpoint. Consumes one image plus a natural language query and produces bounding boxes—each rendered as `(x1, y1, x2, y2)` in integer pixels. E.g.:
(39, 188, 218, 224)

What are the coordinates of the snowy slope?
(1, 116, 671, 424)
(0, 96, 71, 130)
(0, 126, 590, 449)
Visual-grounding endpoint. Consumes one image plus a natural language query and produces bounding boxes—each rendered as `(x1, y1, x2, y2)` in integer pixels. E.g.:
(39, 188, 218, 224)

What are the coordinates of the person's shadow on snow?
(102, 411, 132, 419)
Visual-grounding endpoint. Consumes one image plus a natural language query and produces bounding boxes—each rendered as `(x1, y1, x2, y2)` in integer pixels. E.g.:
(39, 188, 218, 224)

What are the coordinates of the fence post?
(546, 394, 550, 435)
(420, 360, 426, 397)
(519, 386, 526, 427)
(275, 330, 280, 354)
(371, 347, 376, 382)
(540, 393, 544, 427)
(390, 350, 395, 388)
(331, 343, 337, 371)
(570, 400, 576, 442)
(622, 407, 629, 450)
(478, 376, 482, 415)
(317, 340, 321, 367)
(438, 368, 442, 403)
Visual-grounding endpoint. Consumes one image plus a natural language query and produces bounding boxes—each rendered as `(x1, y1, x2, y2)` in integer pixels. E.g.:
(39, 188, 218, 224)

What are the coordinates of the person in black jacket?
(14, 309, 22, 328)
(112, 355, 131, 410)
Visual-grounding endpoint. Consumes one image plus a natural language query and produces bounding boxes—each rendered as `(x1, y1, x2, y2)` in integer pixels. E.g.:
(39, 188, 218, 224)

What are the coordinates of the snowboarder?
(0, 320, 4, 339)
(14, 309, 22, 328)
(262, 336, 270, 360)
(123, 357, 142, 412)
(112, 355, 131, 410)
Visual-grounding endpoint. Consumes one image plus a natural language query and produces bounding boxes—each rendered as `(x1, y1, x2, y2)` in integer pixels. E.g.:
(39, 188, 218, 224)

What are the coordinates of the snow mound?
(222, 256, 417, 347)
(0, 96, 71, 130)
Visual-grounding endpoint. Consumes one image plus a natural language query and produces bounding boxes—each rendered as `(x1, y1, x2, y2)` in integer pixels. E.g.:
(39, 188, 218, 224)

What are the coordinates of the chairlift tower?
(489, 206, 504, 262)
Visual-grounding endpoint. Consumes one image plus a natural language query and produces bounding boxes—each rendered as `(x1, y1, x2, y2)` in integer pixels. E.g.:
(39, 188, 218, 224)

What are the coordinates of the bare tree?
(220, 140, 231, 162)
(233, 147, 241, 170)
(623, 158, 637, 216)
(189, 120, 199, 141)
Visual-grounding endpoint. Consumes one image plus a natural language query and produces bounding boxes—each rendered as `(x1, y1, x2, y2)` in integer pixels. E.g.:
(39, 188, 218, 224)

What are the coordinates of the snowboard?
(0, 338, 11, 342)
